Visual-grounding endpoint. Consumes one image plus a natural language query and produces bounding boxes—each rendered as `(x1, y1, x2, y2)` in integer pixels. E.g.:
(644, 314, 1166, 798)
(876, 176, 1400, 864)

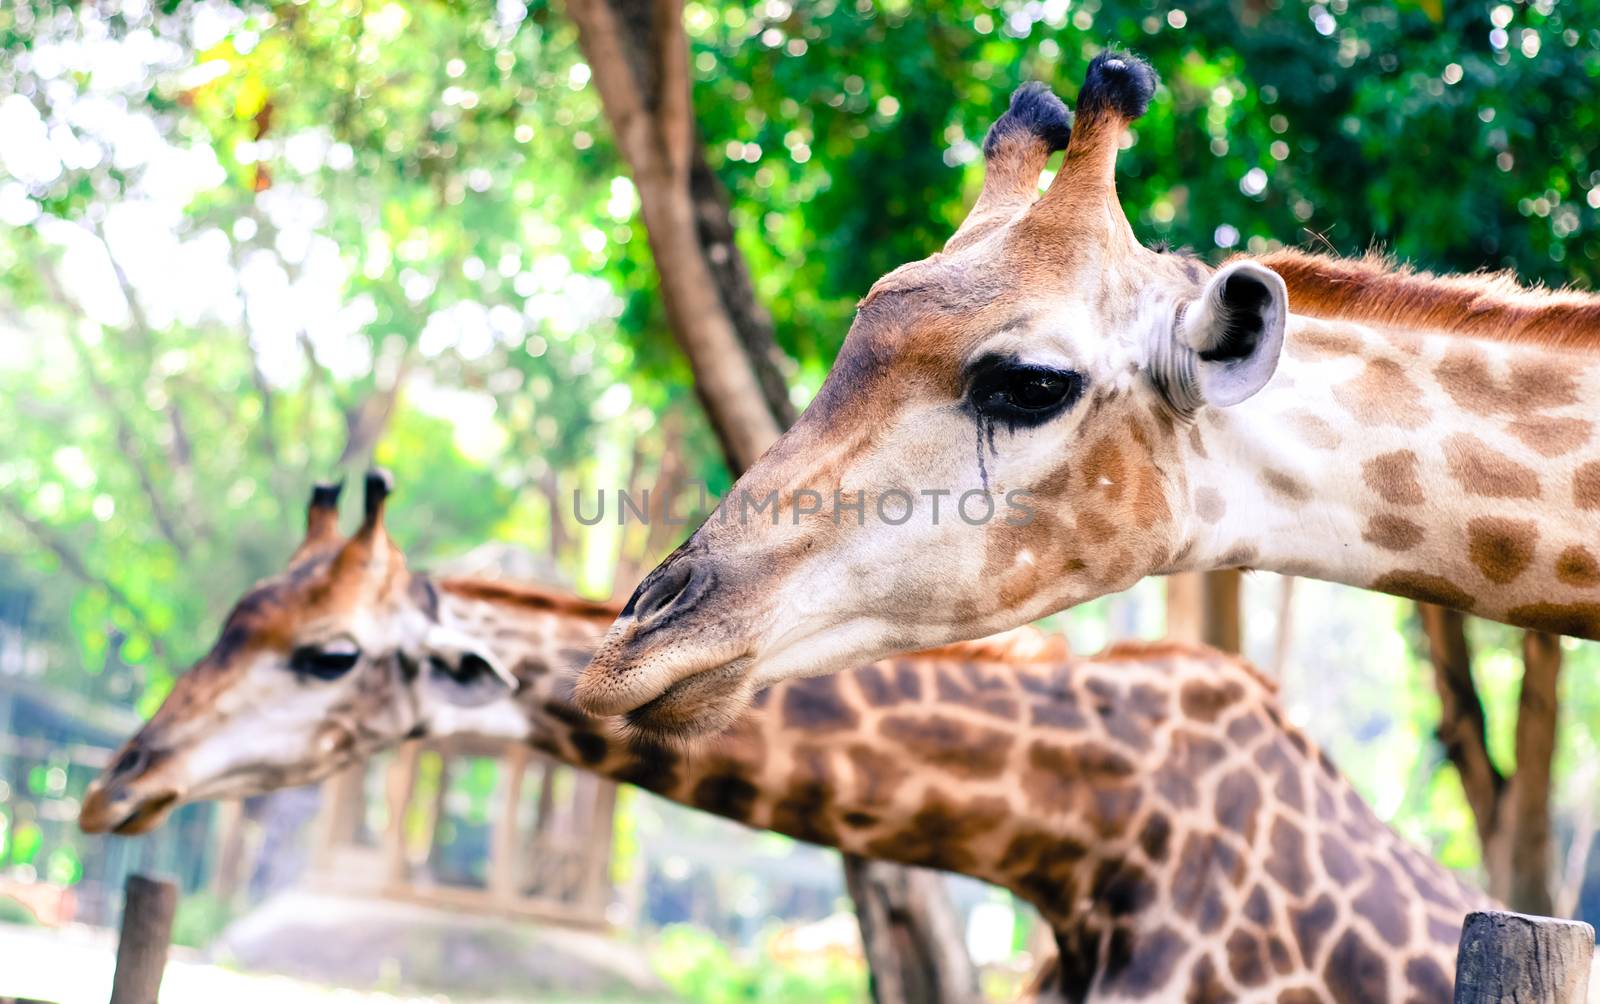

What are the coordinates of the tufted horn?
(329, 468, 395, 578)
(292, 480, 345, 559)
(360, 468, 393, 532)
(1024, 50, 1157, 253)
(946, 82, 1072, 252)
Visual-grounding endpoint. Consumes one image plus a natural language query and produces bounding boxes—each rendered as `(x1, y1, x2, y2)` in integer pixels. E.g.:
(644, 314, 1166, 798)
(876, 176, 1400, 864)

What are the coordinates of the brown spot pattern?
(1371, 571, 1475, 611)
(1264, 816, 1312, 896)
(1444, 433, 1541, 499)
(1576, 461, 1600, 509)
(1556, 546, 1600, 588)
(1289, 410, 1341, 449)
(1180, 679, 1242, 723)
(1293, 326, 1364, 358)
(1215, 768, 1263, 842)
(1262, 468, 1311, 501)
(780, 675, 860, 731)
(1506, 602, 1600, 638)
(1465, 517, 1538, 584)
(1022, 740, 1135, 806)
(1291, 894, 1337, 966)
(1405, 957, 1453, 1003)
(1333, 358, 1429, 429)
(1506, 416, 1592, 457)
(878, 713, 1014, 779)
(1435, 347, 1502, 416)
(1195, 486, 1226, 523)
(1352, 863, 1409, 942)
(1226, 929, 1270, 987)
(1082, 437, 1126, 501)
(1363, 450, 1425, 505)
(1324, 928, 1389, 1004)
(1362, 514, 1425, 551)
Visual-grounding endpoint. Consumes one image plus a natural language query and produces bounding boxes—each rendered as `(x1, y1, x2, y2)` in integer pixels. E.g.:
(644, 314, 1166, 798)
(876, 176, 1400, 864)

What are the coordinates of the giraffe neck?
(426, 579, 1481, 1002)
(1179, 314, 1600, 638)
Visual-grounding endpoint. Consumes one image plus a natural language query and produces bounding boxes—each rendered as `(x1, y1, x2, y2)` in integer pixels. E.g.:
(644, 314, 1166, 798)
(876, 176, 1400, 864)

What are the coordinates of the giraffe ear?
(1179, 260, 1287, 408)
(421, 625, 517, 707)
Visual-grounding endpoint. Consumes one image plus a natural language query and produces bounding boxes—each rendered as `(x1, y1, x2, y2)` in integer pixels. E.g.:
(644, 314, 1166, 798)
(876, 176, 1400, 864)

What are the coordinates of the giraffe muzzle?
(79, 743, 184, 835)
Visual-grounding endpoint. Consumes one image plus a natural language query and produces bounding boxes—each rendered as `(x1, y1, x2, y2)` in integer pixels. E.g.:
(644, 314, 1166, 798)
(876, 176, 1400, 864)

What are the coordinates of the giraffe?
(81, 477, 1490, 1002)
(574, 50, 1600, 737)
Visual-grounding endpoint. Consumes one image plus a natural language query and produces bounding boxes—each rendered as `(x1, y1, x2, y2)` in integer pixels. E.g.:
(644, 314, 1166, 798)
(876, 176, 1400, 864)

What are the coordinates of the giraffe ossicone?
(82, 480, 1487, 1002)
(575, 48, 1600, 737)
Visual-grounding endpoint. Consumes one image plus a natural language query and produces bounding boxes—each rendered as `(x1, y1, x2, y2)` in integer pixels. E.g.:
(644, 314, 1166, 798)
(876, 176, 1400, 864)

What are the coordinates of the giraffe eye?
(291, 641, 362, 681)
(967, 361, 1084, 426)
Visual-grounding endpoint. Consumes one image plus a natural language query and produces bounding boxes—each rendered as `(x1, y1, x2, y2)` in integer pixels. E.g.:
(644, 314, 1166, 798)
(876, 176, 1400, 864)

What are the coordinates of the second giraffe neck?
(427, 580, 1481, 1001)
(1180, 316, 1600, 638)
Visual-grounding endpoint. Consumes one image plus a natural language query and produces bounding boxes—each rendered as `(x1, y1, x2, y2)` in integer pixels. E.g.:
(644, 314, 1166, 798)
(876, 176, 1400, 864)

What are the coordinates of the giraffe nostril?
(111, 746, 148, 779)
(624, 559, 710, 623)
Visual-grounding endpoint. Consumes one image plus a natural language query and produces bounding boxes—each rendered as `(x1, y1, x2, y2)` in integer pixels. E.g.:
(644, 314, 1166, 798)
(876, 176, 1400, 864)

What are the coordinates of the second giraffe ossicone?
(82, 476, 1490, 1003)
(576, 49, 1600, 737)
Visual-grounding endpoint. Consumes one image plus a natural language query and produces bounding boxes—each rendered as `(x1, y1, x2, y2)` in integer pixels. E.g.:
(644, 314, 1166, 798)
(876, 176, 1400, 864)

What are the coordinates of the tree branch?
(1419, 603, 1504, 844)
(688, 149, 797, 426)
(36, 257, 193, 557)
(651, 0, 693, 175)
(566, 0, 661, 181)
(1503, 631, 1561, 915)
(337, 355, 411, 469)
(63, 325, 193, 558)
(0, 496, 170, 666)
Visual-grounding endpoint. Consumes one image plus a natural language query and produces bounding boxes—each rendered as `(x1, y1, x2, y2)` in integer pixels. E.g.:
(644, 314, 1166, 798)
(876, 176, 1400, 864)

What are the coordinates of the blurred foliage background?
(0, 0, 1597, 997)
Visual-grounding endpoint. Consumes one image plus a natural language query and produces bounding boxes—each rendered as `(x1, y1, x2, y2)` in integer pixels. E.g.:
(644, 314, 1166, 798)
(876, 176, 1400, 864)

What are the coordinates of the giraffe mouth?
(622, 657, 757, 743)
(79, 786, 181, 836)
(111, 793, 180, 835)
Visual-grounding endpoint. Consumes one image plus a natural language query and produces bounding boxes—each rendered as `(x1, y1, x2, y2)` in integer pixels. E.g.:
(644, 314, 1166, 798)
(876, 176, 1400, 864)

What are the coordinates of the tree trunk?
(844, 856, 980, 1004)
(1165, 573, 1203, 645)
(566, 0, 781, 473)
(1201, 569, 1242, 654)
(1504, 631, 1560, 916)
(1420, 605, 1503, 845)
(569, 2, 977, 996)
(1165, 570, 1241, 653)
(1417, 605, 1563, 914)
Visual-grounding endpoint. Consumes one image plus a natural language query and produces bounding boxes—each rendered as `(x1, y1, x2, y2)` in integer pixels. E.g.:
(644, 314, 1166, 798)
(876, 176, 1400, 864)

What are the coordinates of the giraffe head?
(79, 473, 513, 835)
(577, 52, 1289, 736)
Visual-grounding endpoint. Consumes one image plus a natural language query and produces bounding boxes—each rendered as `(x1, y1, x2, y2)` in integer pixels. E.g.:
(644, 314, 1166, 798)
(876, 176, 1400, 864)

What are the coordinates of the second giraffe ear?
(421, 625, 517, 707)
(1177, 260, 1287, 408)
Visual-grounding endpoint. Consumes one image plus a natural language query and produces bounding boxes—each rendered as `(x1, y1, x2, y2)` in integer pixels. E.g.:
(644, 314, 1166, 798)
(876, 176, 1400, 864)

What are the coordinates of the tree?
(567, 1, 979, 999)
(1421, 606, 1564, 914)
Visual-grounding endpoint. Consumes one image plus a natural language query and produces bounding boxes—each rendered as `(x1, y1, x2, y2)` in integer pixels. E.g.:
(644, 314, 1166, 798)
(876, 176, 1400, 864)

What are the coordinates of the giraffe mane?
(441, 575, 1073, 665)
(908, 624, 1071, 664)
(1250, 248, 1600, 350)
(1094, 638, 1281, 695)
(435, 577, 623, 623)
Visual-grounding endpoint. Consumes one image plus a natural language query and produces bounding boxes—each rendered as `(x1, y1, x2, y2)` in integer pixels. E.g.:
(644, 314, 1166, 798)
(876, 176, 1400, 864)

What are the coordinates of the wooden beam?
(490, 743, 530, 902)
(382, 741, 421, 887)
(1201, 569, 1243, 654)
(109, 874, 176, 1004)
(582, 779, 619, 914)
(310, 763, 367, 872)
(1453, 910, 1594, 1003)
(1165, 572, 1203, 645)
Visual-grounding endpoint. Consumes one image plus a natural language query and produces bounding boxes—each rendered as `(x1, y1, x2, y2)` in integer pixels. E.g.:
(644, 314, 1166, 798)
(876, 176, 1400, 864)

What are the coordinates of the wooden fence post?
(109, 874, 177, 1004)
(1454, 910, 1594, 1004)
